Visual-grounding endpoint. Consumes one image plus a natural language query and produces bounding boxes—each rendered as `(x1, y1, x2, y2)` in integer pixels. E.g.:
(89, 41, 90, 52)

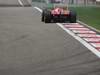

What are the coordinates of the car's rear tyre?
(41, 14, 44, 22)
(44, 18, 50, 23)
(70, 11, 77, 23)
(41, 10, 45, 22)
(44, 11, 51, 23)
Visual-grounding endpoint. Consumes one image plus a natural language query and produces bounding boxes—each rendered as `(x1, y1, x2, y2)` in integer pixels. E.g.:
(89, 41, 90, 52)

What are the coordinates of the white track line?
(72, 30, 96, 34)
(34, 7, 42, 13)
(83, 38, 100, 43)
(18, 0, 24, 6)
(65, 25, 84, 28)
(34, 7, 100, 58)
(78, 34, 100, 38)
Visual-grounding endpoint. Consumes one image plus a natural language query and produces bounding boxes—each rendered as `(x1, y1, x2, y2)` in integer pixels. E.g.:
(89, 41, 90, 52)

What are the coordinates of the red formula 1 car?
(41, 4, 77, 23)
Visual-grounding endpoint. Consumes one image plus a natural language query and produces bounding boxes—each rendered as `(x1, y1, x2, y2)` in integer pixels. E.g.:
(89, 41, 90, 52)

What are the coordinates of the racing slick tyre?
(44, 11, 51, 23)
(41, 10, 46, 22)
(70, 11, 77, 23)
(44, 16, 51, 23)
(41, 12, 44, 22)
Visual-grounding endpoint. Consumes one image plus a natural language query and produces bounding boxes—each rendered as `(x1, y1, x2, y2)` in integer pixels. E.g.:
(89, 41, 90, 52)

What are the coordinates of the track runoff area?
(34, 7, 100, 58)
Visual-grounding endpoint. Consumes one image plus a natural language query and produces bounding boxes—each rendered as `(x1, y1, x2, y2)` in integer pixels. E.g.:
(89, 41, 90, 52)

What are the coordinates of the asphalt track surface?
(0, 0, 100, 75)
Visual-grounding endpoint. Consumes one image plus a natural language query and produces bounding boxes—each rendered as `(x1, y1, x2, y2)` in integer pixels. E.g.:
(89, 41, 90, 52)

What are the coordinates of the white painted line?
(73, 30, 96, 34)
(34, 7, 100, 58)
(90, 43, 100, 49)
(83, 38, 100, 43)
(68, 28, 89, 30)
(18, 0, 23, 6)
(69, 28, 90, 31)
(62, 23, 79, 25)
(78, 34, 100, 38)
(72, 30, 91, 33)
(34, 7, 42, 13)
(65, 25, 84, 28)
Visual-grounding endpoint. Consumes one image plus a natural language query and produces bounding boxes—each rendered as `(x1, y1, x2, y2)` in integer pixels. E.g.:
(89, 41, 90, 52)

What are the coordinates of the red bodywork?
(51, 7, 70, 15)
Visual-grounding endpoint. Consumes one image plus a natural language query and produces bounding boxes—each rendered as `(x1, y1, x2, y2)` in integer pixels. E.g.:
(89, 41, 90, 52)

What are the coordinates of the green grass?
(70, 7, 100, 30)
